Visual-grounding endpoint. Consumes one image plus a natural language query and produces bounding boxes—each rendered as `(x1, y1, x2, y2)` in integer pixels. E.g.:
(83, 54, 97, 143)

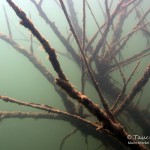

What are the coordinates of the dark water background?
(0, 0, 149, 150)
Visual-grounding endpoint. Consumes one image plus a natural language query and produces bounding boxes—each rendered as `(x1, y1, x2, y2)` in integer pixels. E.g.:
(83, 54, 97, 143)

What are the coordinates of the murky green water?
(0, 0, 149, 150)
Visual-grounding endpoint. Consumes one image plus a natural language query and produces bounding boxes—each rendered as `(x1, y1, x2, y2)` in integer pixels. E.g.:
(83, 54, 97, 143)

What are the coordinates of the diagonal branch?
(89, 0, 126, 62)
(109, 46, 150, 72)
(30, 0, 80, 64)
(111, 60, 141, 111)
(3, 5, 13, 39)
(114, 63, 150, 116)
(7, 0, 67, 80)
(59, 0, 112, 117)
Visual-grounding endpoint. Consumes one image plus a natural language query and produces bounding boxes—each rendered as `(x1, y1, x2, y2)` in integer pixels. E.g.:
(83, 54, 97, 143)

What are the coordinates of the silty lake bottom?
(0, 0, 150, 150)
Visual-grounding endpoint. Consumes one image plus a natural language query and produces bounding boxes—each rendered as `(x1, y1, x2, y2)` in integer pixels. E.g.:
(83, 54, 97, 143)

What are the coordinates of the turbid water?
(0, 0, 150, 150)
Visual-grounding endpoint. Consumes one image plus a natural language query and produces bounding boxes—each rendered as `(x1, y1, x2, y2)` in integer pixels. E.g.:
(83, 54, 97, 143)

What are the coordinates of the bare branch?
(0, 95, 99, 129)
(3, 5, 13, 38)
(7, 0, 67, 80)
(111, 60, 141, 111)
(59, 0, 112, 116)
(114, 63, 150, 116)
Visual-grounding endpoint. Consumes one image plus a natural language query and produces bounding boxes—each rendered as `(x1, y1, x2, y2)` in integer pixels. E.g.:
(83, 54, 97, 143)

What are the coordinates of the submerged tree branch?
(90, 0, 126, 62)
(7, 0, 67, 80)
(114, 63, 150, 116)
(59, 0, 112, 117)
(0, 32, 76, 114)
(30, 0, 80, 64)
(111, 60, 141, 111)
(0, 95, 100, 130)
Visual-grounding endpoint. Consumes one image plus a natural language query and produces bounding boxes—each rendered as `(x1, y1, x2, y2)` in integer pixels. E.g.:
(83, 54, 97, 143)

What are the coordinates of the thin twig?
(60, 129, 78, 150)
(114, 58, 126, 85)
(96, 0, 106, 19)
(85, 0, 110, 49)
(3, 5, 12, 38)
(29, 13, 34, 54)
(114, 63, 150, 116)
(90, 0, 126, 63)
(86, 0, 100, 29)
(108, 46, 150, 72)
(82, 0, 86, 50)
(111, 60, 141, 111)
